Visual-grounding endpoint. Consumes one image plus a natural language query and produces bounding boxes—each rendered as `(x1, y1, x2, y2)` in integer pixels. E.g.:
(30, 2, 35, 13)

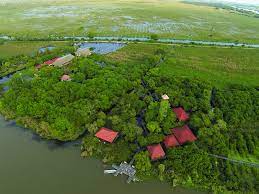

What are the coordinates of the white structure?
(162, 94, 169, 100)
(52, 54, 75, 67)
(75, 47, 92, 57)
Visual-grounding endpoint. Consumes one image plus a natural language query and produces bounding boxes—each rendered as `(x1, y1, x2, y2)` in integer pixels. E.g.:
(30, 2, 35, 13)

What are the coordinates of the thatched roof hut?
(75, 47, 92, 57)
(52, 54, 75, 67)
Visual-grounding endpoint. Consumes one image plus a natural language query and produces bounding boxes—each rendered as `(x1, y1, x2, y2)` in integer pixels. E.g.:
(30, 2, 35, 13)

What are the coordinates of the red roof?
(172, 125, 197, 145)
(95, 127, 118, 143)
(173, 107, 189, 121)
(147, 144, 165, 160)
(44, 58, 59, 65)
(163, 134, 180, 148)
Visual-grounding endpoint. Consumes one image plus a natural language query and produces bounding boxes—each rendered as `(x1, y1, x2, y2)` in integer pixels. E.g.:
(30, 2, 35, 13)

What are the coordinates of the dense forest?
(0, 45, 258, 193)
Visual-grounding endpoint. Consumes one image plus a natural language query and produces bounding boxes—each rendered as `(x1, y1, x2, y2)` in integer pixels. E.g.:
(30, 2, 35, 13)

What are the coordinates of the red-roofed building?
(172, 125, 197, 145)
(95, 127, 119, 143)
(173, 107, 189, 121)
(163, 134, 179, 148)
(44, 58, 59, 66)
(61, 74, 71, 81)
(147, 144, 165, 161)
(35, 64, 42, 70)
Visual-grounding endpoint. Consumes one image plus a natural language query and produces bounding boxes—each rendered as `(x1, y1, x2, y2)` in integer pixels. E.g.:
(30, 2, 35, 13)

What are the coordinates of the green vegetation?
(0, 41, 68, 59)
(1, 0, 259, 43)
(0, 41, 71, 77)
(0, 42, 258, 193)
(107, 43, 259, 87)
(183, 1, 259, 18)
(3, 42, 259, 88)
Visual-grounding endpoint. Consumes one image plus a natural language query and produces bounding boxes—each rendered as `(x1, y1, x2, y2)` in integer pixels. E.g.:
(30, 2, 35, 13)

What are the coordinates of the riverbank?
(2, 36, 259, 48)
(1, 116, 199, 194)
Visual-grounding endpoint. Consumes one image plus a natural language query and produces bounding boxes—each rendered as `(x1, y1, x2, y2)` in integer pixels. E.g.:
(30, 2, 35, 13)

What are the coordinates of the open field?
(107, 43, 259, 87)
(1, 41, 259, 87)
(1, 0, 259, 43)
(0, 41, 69, 59)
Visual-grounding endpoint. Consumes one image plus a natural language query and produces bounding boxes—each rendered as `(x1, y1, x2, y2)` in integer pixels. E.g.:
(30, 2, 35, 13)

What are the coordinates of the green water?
(0, 117, 203, 194)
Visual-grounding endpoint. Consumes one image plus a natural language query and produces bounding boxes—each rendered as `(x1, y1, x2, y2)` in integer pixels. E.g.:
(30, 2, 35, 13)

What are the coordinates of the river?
(67, 36, 259, 48)
(0, 117, 204, 194)
(2, 35, 259, 48)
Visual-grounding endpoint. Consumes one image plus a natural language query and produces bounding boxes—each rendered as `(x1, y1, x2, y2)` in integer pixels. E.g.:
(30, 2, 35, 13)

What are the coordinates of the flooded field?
(38, 46, 55, 53)
(79, 42, 126, 54)
(1, 0, 259, 43)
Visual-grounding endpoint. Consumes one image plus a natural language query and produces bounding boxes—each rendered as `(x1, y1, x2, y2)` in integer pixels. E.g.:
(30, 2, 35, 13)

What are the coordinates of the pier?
(104, 159, 138, 183)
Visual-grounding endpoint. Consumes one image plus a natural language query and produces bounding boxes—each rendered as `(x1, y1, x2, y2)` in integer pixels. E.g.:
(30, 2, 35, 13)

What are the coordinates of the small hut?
(162, 94, 169, 100)
(172, 125, 197, 145)
(163, 134, 180, 148)
(52, 54, 75, 67)
(35, 64, 42, 70)
(95, 127, 119, 143)
(147, 144, 165, 161)
(61, 74, 71, 81)
(75, 47, 92, 57)
(44, 58, 60, 66)
(173, 107, 189, 121)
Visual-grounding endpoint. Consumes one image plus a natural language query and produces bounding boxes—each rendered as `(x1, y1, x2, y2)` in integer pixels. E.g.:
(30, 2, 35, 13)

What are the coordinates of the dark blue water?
(79, 42, 126, 54)
(38, 46, 55, 53)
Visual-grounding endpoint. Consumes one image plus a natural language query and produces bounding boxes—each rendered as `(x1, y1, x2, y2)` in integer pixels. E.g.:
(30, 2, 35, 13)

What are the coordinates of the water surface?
(38, 46, 55, 53)
(79, 42, 125, 54)
(71, 36, 259, 48)
(0, 117, 203, 194)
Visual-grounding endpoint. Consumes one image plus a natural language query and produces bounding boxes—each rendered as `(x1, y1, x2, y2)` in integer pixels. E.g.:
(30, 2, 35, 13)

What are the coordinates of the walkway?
(208, 154, 259, 168)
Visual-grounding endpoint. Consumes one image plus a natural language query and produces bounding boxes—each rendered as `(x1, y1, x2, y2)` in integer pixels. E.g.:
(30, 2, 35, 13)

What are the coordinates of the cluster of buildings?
(36, 47, 197, 161)
(35, 47, 92, 81)
(94, 94, 197, 161)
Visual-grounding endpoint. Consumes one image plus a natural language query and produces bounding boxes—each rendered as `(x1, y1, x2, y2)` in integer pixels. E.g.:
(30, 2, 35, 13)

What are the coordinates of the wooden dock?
(104, 160, 138, 183)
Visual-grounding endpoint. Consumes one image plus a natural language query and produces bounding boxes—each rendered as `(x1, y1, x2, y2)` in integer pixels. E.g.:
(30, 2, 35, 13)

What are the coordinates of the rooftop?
(61, 74, 71, 81)
(95, 127, 119, 143)
(44, 57, 59, 65)
(163, 134, 180, 148)
(162, 94, 170, 100)
(52, 54, 75, 67)
(75, 47, 92, 57)
(173, 107, 189, 121)
(172, 125, 197, 145)
(147, 144, 165, 161)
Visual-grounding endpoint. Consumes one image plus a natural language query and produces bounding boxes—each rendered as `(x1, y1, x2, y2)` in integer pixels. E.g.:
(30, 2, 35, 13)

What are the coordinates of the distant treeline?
(182, 1, 259, 18)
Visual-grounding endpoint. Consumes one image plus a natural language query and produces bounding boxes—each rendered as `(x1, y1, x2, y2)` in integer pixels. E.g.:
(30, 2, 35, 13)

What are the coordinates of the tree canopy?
(0, 45, 258, 193)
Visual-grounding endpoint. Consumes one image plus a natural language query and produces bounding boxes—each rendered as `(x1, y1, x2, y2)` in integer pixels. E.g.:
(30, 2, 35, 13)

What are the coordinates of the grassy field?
(107, 43, 259, 87)
(0, 41, 69, 59)
(1, 40, 258, 88)
(1, 0, 259, 43)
